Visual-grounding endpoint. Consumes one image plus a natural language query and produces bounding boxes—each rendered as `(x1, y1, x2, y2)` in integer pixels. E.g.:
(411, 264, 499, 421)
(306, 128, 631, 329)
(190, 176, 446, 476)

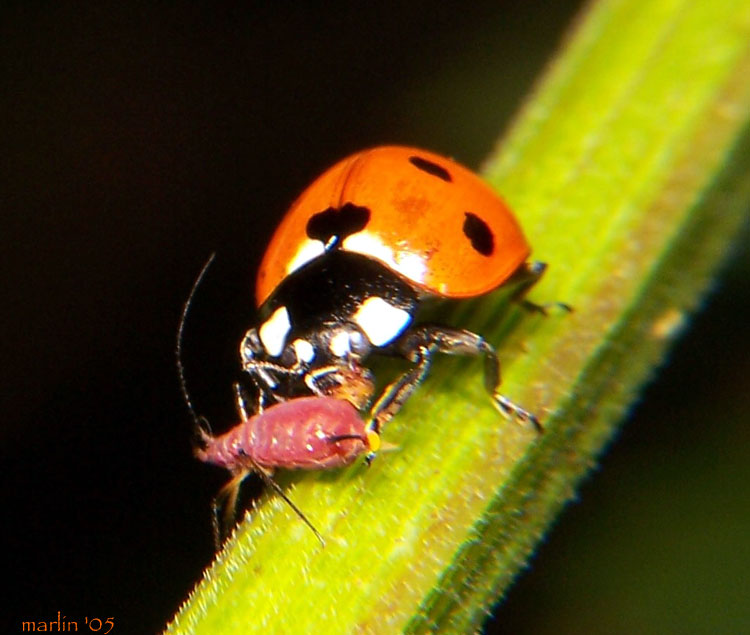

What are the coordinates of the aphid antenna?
(325, 434, 367, 443)
(179, 254, 326, 548)
(251, 462, 326, 547)
(212, 461, 326, 548)
(176, 252, 217, 434)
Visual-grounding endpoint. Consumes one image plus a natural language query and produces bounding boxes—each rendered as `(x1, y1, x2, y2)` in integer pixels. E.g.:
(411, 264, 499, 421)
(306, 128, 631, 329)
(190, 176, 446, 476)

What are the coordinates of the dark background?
(2, 2, 748, 633)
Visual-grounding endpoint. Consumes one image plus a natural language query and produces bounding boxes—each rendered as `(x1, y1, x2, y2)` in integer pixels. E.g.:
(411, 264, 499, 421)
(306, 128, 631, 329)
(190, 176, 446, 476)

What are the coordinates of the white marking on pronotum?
(286, 240, 326, 276)
(329, 330, 351, 358)
(292, 338, 315, 363)
(353, 296, 412, 347)
(259, 306, 291, 357)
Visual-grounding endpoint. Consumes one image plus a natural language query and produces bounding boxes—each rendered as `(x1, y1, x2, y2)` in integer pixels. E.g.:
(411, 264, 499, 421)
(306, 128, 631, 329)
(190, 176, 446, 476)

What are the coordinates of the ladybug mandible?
(239, 146, 550, 446)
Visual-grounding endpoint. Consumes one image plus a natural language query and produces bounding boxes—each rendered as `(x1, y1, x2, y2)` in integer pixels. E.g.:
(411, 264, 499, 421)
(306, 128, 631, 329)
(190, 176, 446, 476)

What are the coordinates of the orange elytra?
(255, 146, 530, 307)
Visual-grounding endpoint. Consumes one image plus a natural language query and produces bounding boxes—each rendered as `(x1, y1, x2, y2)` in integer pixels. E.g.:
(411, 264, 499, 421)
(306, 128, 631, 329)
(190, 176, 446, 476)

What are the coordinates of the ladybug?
(239, 146, 552, 443)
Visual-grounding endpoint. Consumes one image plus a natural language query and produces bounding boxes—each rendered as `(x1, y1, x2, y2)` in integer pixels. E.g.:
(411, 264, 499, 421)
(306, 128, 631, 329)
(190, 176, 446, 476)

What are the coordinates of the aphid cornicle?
(240, 146, 555, 442)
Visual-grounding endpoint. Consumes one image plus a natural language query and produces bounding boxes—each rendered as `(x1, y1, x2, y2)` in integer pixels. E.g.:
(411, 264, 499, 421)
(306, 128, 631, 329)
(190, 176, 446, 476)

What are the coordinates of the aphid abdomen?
(248, 397, 368, 470)
(195, 397, 370, 473)
(194, 424, 247, 470)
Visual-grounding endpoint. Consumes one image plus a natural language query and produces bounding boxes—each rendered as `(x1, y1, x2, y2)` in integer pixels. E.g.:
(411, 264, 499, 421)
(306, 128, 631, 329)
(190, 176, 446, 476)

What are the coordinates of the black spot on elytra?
(408, 155, 452, 182)
(306, 203, 371, 247)
(463, 212, 494, 256)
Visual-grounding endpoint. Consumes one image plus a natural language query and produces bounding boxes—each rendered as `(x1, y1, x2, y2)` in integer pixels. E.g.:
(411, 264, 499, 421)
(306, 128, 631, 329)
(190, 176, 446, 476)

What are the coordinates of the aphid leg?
(248, 459, 326, 547)
(508, 261, 572, 314)
(212, 469, 250, 548)
(373, 325, 542, 433)
(211, 460, 325, 547)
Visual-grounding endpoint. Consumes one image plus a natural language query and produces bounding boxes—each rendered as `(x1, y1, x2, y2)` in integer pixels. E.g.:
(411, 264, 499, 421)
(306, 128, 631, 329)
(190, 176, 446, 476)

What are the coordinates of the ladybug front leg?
(240, 327, 306, 404)
(368, 347, 435, 434)
(233, 381, 258, 422)
(304, 364, 376, 411)
(369, 325, 541, 434)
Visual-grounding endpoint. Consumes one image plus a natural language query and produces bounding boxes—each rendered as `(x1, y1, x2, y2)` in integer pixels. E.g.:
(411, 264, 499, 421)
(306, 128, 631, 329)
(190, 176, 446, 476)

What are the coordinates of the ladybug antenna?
(177, 253, 216, 431)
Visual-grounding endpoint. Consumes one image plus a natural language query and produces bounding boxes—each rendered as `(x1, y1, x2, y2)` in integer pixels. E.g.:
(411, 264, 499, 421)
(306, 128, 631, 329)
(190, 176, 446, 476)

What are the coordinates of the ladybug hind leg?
(369, 324, 542, 435)
(509, 261, 573, 315)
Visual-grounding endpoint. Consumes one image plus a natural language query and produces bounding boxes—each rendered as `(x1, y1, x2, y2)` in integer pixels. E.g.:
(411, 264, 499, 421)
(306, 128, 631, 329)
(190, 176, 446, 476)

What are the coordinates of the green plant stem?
(166, 1, 750, 632)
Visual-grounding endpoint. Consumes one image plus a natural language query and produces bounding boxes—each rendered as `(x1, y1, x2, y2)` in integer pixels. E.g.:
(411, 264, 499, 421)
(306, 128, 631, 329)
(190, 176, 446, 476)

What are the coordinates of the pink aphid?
(195, 396, 379, 545)
(195, 396, 376, 471)
(179, 256, 378, 545)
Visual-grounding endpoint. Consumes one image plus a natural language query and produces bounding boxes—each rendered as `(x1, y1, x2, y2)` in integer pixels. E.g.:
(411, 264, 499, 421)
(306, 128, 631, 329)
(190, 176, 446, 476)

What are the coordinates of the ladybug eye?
(463, 212, 495, 256)
(240, 328, 264, 362)
(408, 155, 452, 182)
(279, 343, 297, 367)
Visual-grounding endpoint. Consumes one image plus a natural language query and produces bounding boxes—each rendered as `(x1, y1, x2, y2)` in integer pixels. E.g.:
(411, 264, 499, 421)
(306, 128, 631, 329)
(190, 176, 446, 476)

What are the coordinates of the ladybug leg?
(305, 364, 376, 411)
(370, 325, 542, 434)
(235, 365, 284, 421)
(368, 349, 435, 435)
(242, 358, 301, 392)
(509, 261, 572, 314)
(240, 357, 311, 412)
(304, 365, 346, 397)
(240, 327, 307, 399)
(233, 381, 258, 421)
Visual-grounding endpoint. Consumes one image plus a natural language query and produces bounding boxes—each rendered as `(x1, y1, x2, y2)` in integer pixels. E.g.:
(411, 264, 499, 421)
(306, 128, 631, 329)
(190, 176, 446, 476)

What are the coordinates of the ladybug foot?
(363, 437, 399, 466)
(493, 394, 543, 434)
(520, 299, 574, 316)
